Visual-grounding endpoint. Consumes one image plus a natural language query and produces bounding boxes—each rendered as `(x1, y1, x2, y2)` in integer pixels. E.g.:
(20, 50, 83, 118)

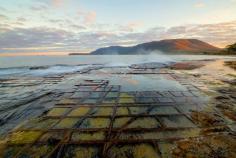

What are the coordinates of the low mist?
(104, 49, 175, 67)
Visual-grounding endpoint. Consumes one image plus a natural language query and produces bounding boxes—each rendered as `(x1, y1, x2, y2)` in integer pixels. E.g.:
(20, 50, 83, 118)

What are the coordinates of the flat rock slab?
(129, 62, 168, 69)
(0, 59, 235, 158)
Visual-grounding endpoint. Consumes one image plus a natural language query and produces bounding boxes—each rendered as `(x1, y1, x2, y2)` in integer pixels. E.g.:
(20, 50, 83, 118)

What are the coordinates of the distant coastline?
(69, 38, 235, 56)
(89, 39, 220, 55)
(69, 51, 236, 56)
(69, 53, 91, 55)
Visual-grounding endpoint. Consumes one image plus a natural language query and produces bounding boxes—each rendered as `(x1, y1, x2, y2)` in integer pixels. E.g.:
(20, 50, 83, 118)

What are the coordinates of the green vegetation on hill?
(213, 43, 236, 55)
(226, 43, 236, 53)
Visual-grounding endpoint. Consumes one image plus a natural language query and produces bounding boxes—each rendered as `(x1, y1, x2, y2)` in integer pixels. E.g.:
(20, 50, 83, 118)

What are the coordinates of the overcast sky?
(0, 0, 236, 55)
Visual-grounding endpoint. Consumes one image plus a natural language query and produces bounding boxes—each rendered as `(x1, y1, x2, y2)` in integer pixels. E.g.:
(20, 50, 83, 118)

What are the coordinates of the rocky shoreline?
(0, 59, 235, 158)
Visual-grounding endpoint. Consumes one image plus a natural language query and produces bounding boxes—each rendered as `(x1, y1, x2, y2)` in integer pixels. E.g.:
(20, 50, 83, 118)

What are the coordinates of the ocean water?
(0, 55, 235, 77)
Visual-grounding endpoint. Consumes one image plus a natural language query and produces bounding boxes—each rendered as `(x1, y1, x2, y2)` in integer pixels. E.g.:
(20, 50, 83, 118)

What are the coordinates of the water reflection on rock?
(0, 59, 235, 158)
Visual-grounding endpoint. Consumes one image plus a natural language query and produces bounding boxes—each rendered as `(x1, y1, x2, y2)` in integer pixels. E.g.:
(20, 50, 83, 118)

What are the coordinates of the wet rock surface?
(169, 61, 206, 70)
(130, 62, 168, 69)
(225, 61, 236, 70)
(0, 59, 235, 158)
(173, 134, 236, 158)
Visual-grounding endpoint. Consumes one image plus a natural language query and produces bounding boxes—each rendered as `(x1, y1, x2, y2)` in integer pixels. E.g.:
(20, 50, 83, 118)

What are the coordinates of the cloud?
(48, 19, 64, 23)
(0, 20, 236, 54)
(30, 3, 49, 11)
(194, 2, 206, 8)
(0, 27, 73, 49)
(160, 21, 236, 47)
(17, 17, 27, 22)
(0, 24, 12, 33)
(52, 0, 63, 7)
(0, 14, 8, 20)
(69, 24, 87, 30)
(0, 6, 7, 12)
(77, 10, 97, 25)
(84, 11, 97, 25)
(46, 18, 87, 31)
(120, 21, 144, 32)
